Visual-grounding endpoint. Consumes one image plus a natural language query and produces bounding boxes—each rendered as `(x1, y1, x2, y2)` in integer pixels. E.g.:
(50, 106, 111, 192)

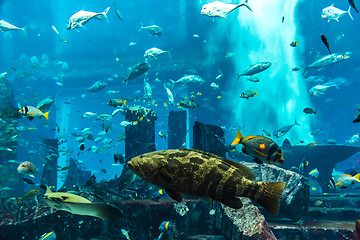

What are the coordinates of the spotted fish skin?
(127, 149, 285, 215)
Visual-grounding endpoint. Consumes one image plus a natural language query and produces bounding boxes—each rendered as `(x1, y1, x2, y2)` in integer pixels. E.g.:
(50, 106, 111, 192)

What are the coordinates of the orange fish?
(231, 130, 284, 165)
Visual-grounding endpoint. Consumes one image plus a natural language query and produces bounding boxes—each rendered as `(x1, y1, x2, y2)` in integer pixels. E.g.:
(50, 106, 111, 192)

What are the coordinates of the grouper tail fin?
(255, 182, 285, 215)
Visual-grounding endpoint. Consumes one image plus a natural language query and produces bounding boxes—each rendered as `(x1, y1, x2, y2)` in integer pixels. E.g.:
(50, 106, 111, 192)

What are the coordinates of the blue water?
(1, 0, 360, 215)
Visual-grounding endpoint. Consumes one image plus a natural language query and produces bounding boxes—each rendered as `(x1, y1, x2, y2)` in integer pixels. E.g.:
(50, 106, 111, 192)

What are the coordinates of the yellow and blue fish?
(121, 229, 131, 240)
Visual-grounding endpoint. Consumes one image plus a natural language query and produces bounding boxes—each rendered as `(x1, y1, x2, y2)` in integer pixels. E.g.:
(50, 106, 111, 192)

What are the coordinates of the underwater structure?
(193, 121, 228, 158)
(168, 110, 187, 149)
(124, 106, 157, 161)
(1, 116, 360, 239)
(0, 0, 360, 239)
(40, 139, 58, 188)
(60, 158, 92, 189)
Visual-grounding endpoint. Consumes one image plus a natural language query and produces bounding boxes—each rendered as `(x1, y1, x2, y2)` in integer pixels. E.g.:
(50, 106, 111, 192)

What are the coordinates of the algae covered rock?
(214, 199, 277, 240)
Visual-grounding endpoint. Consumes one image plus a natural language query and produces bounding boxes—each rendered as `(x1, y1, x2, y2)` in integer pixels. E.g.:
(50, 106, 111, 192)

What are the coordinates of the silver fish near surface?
(67, 7, 110, 30)
(321, 5, 353, 22)
(201, 0, 252, 18)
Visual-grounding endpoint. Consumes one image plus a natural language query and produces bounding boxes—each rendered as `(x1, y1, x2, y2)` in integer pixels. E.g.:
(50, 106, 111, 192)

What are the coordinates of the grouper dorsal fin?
(181, 148, 225, 159)
(221, 158, 256, 180)
(181, 148, 256, 180)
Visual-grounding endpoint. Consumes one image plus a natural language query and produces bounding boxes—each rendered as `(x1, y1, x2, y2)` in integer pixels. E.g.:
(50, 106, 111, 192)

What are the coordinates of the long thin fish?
(321, 34, 331, 54)
(349, 0, 359, 13)
(51, 25, 59, 35)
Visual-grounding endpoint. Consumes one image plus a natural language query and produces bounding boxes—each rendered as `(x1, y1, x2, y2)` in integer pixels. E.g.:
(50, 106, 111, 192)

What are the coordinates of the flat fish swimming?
(127, 149, 286, 215)
(42, 185, 122, 220)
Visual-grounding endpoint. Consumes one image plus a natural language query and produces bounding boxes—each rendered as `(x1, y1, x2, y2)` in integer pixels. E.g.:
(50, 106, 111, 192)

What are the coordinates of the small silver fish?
(139, 24, 163, 36)
(144, 47, 171, 59)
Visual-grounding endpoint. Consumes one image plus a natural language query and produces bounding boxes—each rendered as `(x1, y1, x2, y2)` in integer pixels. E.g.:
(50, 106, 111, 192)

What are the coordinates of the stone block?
(214, 200, 277, 240)
(192, 121, 227, 158)
(168, 110, 187, 149)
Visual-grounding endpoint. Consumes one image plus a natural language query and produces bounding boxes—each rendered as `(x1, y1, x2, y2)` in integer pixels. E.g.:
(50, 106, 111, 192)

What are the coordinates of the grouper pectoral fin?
(160, 168, 174, 182)
(165, 189, 182, 202)
(217, 197, 243, 209)
(221, 159, 256, 180)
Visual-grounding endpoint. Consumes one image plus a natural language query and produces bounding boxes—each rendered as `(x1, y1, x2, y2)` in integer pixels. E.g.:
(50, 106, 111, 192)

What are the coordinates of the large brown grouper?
(127, 149, 286, 215)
